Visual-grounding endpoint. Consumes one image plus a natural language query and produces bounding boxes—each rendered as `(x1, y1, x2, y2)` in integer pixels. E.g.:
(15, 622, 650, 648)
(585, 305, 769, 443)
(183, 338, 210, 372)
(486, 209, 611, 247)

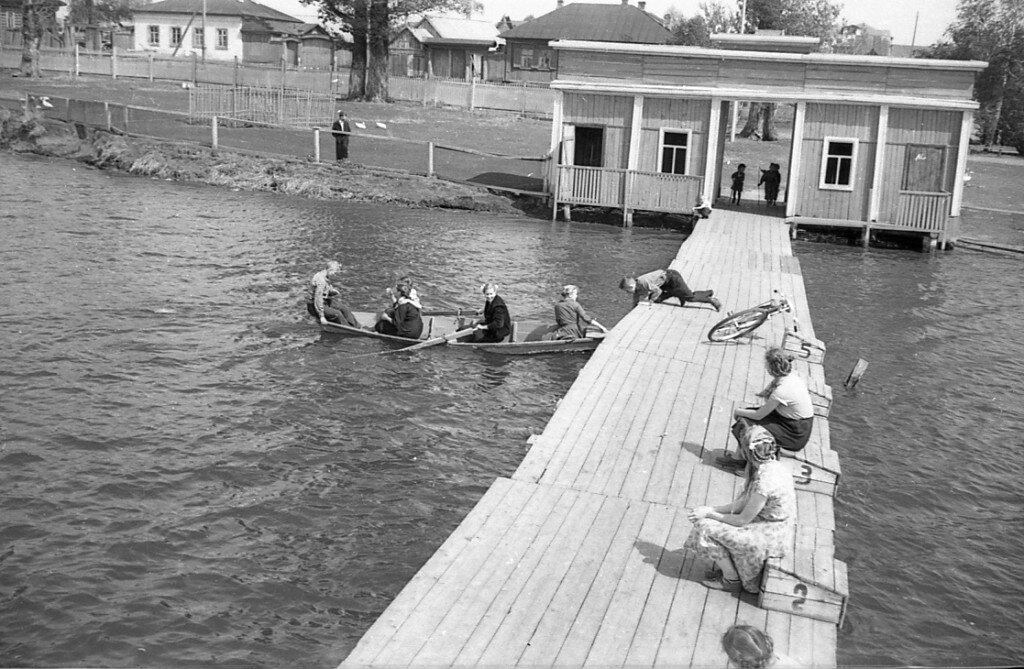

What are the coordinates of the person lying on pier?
(471, 282, 512, 342)
(306, 260, 361, 328)
(685, 425, 796, 593)
(721, 625, 797, 668)
(543, 284, 608, 340)
(619, 269, 722, 311)
(374, 280, 423, 339)
(718, 347, 814, 472)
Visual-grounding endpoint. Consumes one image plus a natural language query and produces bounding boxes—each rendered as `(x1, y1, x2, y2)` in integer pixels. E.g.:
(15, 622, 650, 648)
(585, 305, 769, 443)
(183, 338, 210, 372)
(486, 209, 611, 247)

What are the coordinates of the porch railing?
(556, 165, 703, 214)
(893, 191, 951, 232)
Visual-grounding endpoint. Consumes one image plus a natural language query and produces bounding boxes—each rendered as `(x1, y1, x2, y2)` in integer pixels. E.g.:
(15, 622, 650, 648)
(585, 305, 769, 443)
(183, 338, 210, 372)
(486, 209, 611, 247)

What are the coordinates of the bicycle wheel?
(707, 308, 769, 342)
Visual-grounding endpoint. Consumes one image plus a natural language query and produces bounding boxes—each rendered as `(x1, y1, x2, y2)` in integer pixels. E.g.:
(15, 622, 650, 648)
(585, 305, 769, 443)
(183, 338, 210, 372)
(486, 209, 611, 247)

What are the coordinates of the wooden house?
(389, 16, 499, 81)
(547, 36, 986, 247)
(498, 0, 671, 84)
(131, 0, 309, 63)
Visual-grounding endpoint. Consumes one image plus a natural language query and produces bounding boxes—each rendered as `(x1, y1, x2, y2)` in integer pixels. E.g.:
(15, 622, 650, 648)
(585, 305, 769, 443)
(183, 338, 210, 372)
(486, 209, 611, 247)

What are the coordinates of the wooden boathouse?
(547, 36, 986, 248)
(338, 211, 846, 667)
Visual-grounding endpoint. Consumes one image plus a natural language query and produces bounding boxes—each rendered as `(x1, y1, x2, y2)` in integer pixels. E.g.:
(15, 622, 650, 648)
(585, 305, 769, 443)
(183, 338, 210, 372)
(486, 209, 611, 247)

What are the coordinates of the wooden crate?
(782, 330, 826, 365)
(760, 552, 849, 627)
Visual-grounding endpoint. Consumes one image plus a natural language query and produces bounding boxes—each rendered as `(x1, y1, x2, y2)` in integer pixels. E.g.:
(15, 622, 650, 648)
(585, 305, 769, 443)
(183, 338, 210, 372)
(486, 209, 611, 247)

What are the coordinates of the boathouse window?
(170, 26, 183, 47)
(819, 137, 857, 191)
(148, 25, 159, 46)
(192, 27, 204, 49)
(216, 29, 228, 50)
(659, 129, 691, 175)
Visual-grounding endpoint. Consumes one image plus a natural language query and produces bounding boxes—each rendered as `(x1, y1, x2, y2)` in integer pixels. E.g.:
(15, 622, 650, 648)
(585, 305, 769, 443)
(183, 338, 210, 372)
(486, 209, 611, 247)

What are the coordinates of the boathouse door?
(568, 125, 604, 203)
(573, 126, 604, 167)
(903, 144, 947, 192)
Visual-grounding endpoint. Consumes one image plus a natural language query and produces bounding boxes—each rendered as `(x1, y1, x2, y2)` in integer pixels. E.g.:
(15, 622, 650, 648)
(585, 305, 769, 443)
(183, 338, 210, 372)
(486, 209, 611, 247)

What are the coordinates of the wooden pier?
(339, 210, 846, 667)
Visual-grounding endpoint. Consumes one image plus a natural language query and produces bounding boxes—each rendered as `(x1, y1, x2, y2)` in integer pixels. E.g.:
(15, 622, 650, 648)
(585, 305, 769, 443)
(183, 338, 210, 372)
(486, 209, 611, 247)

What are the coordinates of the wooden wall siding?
(805, 64, 890, 95)
(564, 93, 634, 127)
(886, 107, 959, 146)
(606, 126, 631, 170)
(875, 108, 961, 218)
(803, 103, 879, 141)
(559, 51, 643, 81)
(885, 68, 976, 100)
(798, 137, 874, 221)
(642, 56, 718, 86)
(636, 98, 710, 174)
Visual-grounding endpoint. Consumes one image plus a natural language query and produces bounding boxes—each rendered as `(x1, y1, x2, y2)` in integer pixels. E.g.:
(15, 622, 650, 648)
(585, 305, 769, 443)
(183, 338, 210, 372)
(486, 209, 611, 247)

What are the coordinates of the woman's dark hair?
(396, 282, 413, 299)
(722, 625, 774, 669)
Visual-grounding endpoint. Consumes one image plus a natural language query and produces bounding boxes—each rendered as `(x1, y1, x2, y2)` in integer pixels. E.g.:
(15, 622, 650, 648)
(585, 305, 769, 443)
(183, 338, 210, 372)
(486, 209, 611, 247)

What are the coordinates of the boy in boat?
(306, 260, 361, 327)
(472, 283, 512, 342)
(619, 269, 722, 311)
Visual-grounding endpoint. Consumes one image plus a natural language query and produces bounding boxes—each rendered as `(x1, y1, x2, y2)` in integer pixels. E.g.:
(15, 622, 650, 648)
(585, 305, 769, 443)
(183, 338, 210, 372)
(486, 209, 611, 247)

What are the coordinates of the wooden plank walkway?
(339, 210, 844, 668)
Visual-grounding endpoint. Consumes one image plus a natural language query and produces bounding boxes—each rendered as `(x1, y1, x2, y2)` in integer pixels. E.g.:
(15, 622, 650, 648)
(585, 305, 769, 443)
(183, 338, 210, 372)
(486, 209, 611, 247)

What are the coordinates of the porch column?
(785, 101, 806, 218)
(868, 105, 889, 222)
(623, 95, 645, 226)
(951, 109, 973, 217)
(549, 90, 564, 219)
(704, 96, 722, 203)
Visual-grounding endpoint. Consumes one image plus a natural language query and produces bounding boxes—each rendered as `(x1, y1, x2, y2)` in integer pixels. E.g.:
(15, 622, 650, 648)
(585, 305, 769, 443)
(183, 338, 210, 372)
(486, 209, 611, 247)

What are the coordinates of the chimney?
(621, 0, 628, 5)
(557, 0, 563, 6)
(638, 0, 646, 8)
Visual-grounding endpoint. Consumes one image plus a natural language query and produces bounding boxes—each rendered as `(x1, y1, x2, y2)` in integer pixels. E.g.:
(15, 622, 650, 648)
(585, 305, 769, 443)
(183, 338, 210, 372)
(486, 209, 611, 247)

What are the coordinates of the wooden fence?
(893, 191, 951, 232)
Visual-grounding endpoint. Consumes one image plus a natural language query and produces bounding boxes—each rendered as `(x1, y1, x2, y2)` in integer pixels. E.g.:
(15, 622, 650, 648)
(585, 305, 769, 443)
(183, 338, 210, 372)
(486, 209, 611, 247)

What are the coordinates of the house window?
(514, 45, 553, 70)
(171, 26, 183, 46)
(4, 11, 22, 29)
(148, 25, 159, 46)
(659, 129, 690, 175)
(216, 28, 228, 49)
(192, 27, 203, 49)
(819, 137, 858, 190)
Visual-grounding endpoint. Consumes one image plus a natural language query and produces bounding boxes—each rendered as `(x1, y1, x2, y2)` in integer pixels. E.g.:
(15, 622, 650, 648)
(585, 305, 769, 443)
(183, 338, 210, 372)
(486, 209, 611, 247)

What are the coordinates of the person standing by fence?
(332, 110, 351, 161)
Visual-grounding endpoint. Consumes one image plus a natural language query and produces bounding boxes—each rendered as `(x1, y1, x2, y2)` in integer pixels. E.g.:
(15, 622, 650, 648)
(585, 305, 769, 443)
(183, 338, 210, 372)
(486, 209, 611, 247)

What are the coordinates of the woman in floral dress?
(685, 425, 796, 592)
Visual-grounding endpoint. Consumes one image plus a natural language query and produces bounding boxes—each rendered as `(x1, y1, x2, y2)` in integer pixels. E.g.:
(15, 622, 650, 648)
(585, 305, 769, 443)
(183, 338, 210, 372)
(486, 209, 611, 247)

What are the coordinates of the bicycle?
(707, 291, 800, 342)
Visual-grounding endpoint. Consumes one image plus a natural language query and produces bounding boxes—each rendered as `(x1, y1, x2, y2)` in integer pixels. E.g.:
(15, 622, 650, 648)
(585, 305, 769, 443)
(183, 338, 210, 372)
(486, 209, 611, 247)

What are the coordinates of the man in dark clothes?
(331, 110, 351, 161)
(619, 269, 722, 311)
(473, 282, 512, 342)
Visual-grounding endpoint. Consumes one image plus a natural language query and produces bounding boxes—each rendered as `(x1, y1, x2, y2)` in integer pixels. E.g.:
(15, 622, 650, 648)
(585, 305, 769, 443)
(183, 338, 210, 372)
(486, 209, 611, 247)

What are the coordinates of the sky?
(265, 0, 960, 48)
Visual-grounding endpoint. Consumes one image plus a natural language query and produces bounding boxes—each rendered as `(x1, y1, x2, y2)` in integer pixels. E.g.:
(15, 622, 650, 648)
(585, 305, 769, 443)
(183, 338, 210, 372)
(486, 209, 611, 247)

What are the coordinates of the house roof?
(499, 2, 671, 44)
(417, 16, 499, 45)
(135, 0, 302, 23)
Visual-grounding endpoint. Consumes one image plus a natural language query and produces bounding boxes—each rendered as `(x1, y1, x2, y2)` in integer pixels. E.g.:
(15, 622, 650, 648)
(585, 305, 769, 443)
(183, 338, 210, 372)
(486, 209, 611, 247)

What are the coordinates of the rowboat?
(446, 320, 605, 355)
(318, 311, 604, 354)
(318, 310, 467, 343)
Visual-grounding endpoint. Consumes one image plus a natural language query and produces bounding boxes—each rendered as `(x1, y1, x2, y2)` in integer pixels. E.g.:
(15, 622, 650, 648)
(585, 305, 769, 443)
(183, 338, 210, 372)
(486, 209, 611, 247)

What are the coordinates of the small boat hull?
(447, 320, 604, 355)
(318, 311, 464, 344)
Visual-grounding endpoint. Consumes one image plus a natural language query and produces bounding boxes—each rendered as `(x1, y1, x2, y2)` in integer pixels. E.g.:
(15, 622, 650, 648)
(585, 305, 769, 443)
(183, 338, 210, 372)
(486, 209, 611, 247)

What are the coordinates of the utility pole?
(910, 11, 919, 48)
(201, 0, 207, 61)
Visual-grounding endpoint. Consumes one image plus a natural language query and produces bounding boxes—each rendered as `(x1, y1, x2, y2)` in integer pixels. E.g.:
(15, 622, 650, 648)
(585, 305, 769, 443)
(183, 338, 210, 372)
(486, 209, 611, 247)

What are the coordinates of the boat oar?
(385, 326, 478, 355)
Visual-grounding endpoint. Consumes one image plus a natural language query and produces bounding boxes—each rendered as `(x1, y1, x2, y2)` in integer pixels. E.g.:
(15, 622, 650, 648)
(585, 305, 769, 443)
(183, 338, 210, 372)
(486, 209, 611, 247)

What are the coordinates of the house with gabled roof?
(389, 15, 500, 81)
(130, 0, 331, 65)
(498, 0, 672, 83)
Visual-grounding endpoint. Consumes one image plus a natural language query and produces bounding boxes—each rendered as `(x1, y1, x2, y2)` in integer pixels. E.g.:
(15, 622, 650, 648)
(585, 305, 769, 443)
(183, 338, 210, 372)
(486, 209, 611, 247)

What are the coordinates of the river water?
(1, 152, 1021, 667)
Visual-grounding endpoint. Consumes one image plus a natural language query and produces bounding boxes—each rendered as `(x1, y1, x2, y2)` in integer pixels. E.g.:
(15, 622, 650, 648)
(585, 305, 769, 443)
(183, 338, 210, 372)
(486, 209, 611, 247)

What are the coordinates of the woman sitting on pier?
(718, 347, 814, 472)
(685, 425, 796, 593)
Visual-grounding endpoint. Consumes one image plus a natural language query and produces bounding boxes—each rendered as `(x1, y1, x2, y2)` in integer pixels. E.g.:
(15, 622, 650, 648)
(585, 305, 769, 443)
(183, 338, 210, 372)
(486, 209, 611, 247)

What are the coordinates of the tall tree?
(19, 0, 62, 77)
(738, 0, 841, 140)
(666, 2, 739, 46)
(307, 0, 479, 101)
(928, 0, 1024, 148)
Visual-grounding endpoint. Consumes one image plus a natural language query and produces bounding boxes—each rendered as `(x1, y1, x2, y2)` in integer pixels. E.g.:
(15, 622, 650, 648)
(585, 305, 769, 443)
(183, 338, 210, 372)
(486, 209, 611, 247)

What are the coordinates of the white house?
(131, 0, 302, 61)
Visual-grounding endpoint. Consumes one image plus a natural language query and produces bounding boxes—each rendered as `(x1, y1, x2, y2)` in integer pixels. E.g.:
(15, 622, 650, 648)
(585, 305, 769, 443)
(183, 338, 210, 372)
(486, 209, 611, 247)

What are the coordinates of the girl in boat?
(685, 425, 796, 593)
(544, 284, 608, 340)
(718, 347, 814, 472)
(374, 281, 423, 339)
